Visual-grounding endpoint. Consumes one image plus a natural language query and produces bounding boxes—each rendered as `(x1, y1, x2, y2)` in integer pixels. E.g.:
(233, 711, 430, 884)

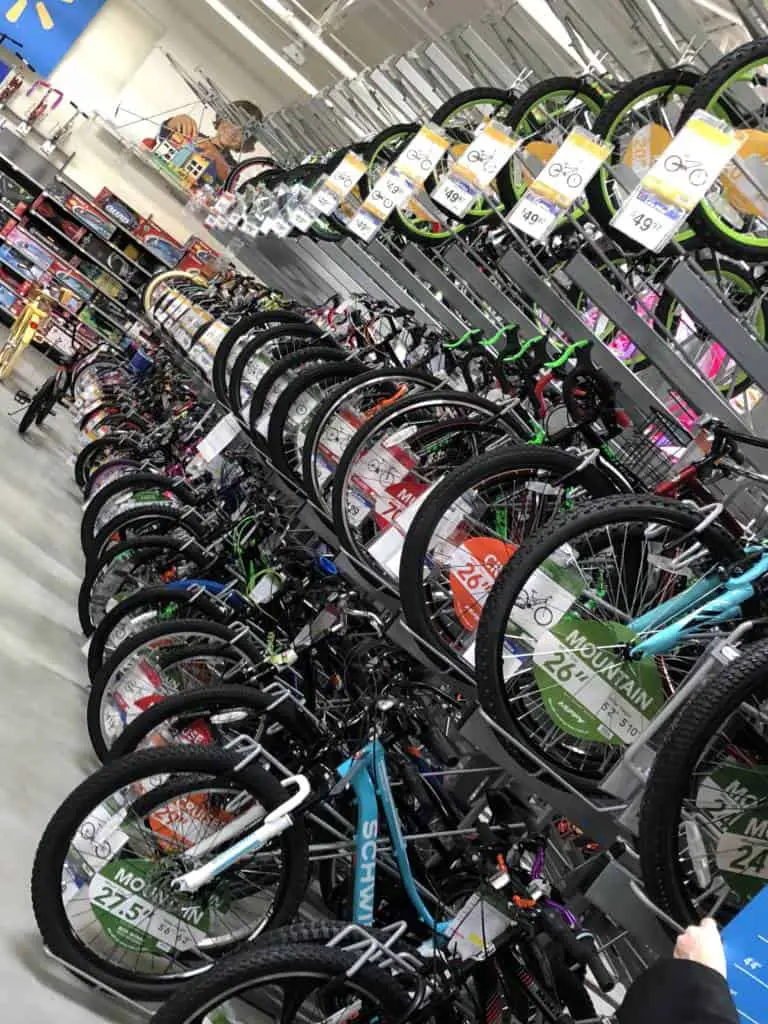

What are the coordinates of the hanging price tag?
(393, 124, 451, 184)
(348, 168, 417, 241)
(432, 120, 520, 217)
(508, 127, 610, 241)
(611, 110, 742, 251)
(308, 152, 367, 216)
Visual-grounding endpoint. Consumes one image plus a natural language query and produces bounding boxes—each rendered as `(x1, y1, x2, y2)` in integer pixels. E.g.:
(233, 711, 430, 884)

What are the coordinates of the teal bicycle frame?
(628, 549, 768, 658)
(337, 738, 451, 932)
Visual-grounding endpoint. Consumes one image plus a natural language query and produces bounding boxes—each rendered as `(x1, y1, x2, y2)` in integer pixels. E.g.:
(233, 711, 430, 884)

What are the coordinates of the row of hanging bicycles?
(231, 38, 768, 263)
(21, 247, 768, 1022)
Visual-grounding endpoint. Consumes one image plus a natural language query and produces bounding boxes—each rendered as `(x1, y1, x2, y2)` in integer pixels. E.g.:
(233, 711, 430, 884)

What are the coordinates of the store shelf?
(0, 201, 21, 222)
(46, 185, 172, 269)
(26, 208, 140, 296)
(0, 150, 45, 193)
(0, 251, 42, 287)
(86, 304, 127, 333)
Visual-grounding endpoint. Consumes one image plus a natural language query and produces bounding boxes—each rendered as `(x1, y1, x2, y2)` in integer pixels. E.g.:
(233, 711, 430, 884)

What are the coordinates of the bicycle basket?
(603, 409, 691, 490)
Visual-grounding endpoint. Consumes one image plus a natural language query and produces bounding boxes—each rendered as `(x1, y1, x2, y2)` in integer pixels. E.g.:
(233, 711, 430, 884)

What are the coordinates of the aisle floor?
(0, 347, 139, 1022)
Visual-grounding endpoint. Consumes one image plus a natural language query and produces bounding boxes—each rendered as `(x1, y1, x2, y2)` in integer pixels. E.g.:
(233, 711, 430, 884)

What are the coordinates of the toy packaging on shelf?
(46, 183, 116, 240)
(179, 235, 220, 272)
(1, 223, 55, 271)
(133, 219, 185, 267)
(94, 188, 142, 232)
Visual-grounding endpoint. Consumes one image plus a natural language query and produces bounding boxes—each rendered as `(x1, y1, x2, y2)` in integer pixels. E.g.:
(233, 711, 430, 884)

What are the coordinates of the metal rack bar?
(442, 245, 540, 336)
(401, 243, 498, 333)
(366, 240, 469, 333)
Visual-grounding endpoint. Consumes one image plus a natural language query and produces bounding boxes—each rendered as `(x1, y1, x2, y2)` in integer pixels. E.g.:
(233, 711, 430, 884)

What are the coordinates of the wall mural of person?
(143, 99, 263, 187)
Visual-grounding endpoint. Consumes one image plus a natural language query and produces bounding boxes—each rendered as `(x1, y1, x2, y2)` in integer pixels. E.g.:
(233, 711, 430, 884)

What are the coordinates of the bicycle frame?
(628, 549, 768, 658)
(337, 738, 450, 931)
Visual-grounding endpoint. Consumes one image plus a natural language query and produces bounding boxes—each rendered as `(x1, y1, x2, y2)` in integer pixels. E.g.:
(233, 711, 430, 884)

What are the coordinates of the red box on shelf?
(31, 195, 88, 244)
(94, 188, 142, 233)
(133, 219, 185, 267)
(179, 235, 220, 272)
(62, 193, 116, 240)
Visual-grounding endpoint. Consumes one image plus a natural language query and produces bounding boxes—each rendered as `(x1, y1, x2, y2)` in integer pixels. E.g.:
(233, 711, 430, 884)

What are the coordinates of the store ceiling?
(157, 0, 753, 113)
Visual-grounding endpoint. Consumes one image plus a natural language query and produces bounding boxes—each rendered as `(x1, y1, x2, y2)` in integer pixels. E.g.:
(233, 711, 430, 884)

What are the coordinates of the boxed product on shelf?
(1, 223, 54, 270)
(0, 171, 34, 212)
(31, 196, 88, 244)
(179, 235, 220, 272)
(79, 305, 120, 341)
(91, 293, 126, 324)
(47, 182, 116, 240)
(0, 242, 45, 281)
(48, 258, 93, 303)
(133, 219, 184, 266)
(0, 279, 19, 312)
(94, 188, 142, 232)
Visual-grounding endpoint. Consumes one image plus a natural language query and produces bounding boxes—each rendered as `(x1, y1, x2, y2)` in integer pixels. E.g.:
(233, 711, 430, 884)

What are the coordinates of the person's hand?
(674, 918, 727, 978)
(165, 114, 197, 139)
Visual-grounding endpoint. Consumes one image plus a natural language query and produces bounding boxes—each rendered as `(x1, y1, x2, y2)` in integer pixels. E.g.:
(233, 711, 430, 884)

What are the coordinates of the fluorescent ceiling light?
(259, 0, 358, 78)
(202, 0, 319, 96)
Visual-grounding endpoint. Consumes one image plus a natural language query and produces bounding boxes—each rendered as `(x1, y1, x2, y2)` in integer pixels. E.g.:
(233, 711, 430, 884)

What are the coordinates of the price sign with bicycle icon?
(308, 152, 368, 217)
(348, 123, 450, 242)
(432, 119, 520, 217)
(507, 127, 610, 242)
(612, 109, 742, 251)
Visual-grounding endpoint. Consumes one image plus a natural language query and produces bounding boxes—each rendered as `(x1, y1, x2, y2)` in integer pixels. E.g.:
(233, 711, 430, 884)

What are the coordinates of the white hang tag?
(393, 123, 451, 185)
(611, 110, 742, 252)
(308, 152, 367, 216)
(197, 413, 242, 462)
(432, 120, 520, 217)
(508, 127, 610, 241)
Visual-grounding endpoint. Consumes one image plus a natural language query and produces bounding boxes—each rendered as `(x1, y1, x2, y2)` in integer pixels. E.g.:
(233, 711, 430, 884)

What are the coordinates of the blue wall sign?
(723, 887, 768, 1024)
(2, 0, 107, 77)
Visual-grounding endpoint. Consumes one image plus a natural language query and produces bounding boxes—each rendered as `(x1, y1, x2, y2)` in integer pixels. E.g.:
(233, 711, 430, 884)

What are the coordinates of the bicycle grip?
(585, 943, 616, 992)
(424, 722, 459, 766)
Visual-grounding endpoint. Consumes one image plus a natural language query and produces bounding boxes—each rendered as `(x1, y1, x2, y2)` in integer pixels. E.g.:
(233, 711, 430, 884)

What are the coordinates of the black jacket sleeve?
(618, 959, 739, 1024)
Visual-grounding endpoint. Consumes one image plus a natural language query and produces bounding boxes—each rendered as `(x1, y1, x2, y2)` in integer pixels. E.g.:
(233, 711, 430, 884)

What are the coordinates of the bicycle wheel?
(78, 535, 212, 635)
(399, 447, 620, 670)
(107, 683, 312, 761)
(228, 328, 330, 423)
(678, 39, 768, 261)
(247, 347, 347, 442)
(475, 495, 743, 790)
(75, 435, 144, 490)
(496, 77, 606, 214)
(301, 369, 438, 509)
(31, 746, 309, 1000)
(211, 312, 309, 406)
(585, 67, 699, 246)
(81, 472, 197, 554)
(88, 618, 267, 761)
(86, 583, 237, 684)
(639, 636, 768, 924)
(17, 378, 55, 435)
(331, 392, 526, 584)
(149, 942, 410, 1024)
(266, 361, 367, 484)
(86, 503, 207, 567)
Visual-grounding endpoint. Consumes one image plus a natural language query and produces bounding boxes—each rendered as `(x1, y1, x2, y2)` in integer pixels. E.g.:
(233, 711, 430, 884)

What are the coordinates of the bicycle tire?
(148, 942, 410, 1024)
(226, 324, 328, 420)
(399, 446, 620, 668)
(75, 436, 144, 490)
(85, 502, 207, 567)
(78, 534, 211, 636)
(211, 312, 309, 405)
(31, 746, 309, 1000)
(107, 683, 312, 760)
(677, 39, 768, 261)
(244, 346, 346, 438)
(86, 583, 236, 684)
(266, 360, 367, 483)
(639, 636, 768, 924)
(80, 472, 198, 554)
(88, 617, 266, 760)
(300, 368, 438, 508)
(585, 67, 700, 246)
(475, 495, 743, 790)
(17, 378, 54, 435)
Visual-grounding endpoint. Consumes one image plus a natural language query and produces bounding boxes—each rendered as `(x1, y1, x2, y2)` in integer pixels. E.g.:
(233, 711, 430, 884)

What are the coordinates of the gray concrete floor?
(0, 345, 142, 1022)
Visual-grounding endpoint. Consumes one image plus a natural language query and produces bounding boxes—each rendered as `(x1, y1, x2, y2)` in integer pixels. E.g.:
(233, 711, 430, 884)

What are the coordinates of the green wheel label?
(698, 763, 768, 900)
(532, 616, 664, 745)
(90, 858, 212, 955)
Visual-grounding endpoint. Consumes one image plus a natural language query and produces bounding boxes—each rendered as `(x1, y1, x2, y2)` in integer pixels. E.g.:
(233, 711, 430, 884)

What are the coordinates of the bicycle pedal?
(13, 389, 30, 405)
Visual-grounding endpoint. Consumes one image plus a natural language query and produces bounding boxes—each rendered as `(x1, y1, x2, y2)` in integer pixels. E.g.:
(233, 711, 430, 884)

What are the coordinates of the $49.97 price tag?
(432, 120, 520, 217)
(508, 127, 610, 242)
(611, 110, 742, 251)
